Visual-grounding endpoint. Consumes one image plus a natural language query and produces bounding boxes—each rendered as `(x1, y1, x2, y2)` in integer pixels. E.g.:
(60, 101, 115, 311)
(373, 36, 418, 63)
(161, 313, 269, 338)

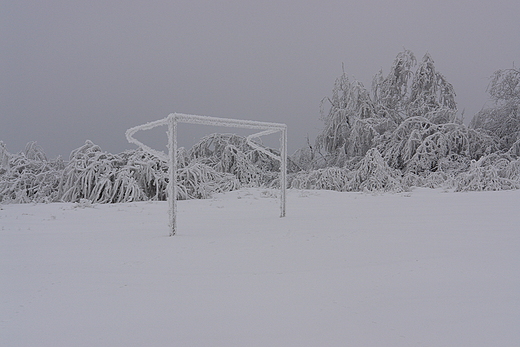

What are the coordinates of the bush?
(0, 142, 64, 203)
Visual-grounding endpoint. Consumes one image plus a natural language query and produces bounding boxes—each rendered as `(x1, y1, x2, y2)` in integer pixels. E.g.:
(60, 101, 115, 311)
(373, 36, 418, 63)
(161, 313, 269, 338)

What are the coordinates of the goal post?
(126, 113, 287, 236)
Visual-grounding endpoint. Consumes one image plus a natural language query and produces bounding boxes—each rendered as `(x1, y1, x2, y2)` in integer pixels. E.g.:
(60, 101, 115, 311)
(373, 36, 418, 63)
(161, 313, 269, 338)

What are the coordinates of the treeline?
(1, 50, 519, 203)
(0, 134, 283, 203)
(290, 51, 519, 192)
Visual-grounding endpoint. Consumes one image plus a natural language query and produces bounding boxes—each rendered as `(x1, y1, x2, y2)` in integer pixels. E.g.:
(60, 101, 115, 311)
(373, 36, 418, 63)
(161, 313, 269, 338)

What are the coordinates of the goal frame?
(126, 113, 287, 236)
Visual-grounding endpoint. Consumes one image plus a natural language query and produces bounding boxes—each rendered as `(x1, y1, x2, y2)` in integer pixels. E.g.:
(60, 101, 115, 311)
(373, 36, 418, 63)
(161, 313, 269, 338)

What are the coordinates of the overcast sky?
(1, 0, 519, 158)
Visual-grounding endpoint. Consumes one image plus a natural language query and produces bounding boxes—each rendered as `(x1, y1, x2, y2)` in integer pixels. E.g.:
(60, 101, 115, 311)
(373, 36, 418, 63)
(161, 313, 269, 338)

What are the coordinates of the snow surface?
(1, 188, 519, 346)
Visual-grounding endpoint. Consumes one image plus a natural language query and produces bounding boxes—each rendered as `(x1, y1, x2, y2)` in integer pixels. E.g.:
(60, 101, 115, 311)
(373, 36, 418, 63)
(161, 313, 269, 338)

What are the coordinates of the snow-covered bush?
(1, 136, 284, 204)
(454, 153, 520, 191)
(290, 149, 403, 192)
(176, 161, 240, 199)
(352, 148, 403, 192)
(0, 142, 64, 203)
(290, 167, 353, 191)
(189, 133, 280, 186)
(59, 140, 147, 203)
(59, 140, 244, 203)
(120, 149, 170, 201)
(508, 139, 520, 157)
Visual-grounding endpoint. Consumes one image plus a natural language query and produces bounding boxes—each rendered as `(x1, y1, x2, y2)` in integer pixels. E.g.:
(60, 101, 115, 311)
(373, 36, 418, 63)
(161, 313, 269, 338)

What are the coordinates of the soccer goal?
(126, 113, 287, 236)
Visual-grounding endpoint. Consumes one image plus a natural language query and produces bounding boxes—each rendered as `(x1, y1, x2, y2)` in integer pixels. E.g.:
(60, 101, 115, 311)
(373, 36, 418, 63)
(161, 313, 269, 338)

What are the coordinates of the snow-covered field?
(1, 188, 519, 346)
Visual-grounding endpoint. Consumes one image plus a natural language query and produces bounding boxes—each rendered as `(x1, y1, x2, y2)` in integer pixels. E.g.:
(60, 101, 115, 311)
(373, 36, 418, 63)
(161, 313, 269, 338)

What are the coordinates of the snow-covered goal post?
(126, 113, 287, 236)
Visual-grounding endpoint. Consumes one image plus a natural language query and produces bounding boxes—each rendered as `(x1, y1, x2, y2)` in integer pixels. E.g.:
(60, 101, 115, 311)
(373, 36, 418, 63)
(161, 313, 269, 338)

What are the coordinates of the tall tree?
(316, 50, 458, 164)
(372, 49, 417, 123)
(407, 53, 457, 123)
(470, 67, 520, 151)
(316, 71, 376, 158)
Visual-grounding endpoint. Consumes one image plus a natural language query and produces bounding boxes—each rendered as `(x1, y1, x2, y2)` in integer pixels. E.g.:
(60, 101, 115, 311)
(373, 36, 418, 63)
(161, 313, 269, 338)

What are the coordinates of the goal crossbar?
(126, 113, 287, 236)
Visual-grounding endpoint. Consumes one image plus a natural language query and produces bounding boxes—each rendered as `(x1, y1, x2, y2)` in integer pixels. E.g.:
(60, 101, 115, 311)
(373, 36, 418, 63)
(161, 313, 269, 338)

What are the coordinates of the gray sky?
(2, 0, 519, 158)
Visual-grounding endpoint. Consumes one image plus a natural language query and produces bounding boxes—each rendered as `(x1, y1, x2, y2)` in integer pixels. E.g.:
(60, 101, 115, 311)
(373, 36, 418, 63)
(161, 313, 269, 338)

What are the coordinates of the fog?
(1, 0, 519, 158)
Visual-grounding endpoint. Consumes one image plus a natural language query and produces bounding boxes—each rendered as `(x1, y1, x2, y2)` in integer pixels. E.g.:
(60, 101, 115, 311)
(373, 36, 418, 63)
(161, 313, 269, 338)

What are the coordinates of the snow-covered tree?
(372, 49, 417, 123)
(3, 52, 520, 203)
(315, 70, 378, 160)
(377, 117, 499, 174)
(470, 67, 520, 151)
(290, 49, 519, 192)
(0, 142, 9, 175)
(314, 50, 459, 168)
(407, 53, 457, 123)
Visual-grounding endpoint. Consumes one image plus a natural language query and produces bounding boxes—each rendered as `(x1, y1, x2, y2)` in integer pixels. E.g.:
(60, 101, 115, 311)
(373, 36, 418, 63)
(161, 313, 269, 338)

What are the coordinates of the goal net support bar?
(126, 113, 287, 236)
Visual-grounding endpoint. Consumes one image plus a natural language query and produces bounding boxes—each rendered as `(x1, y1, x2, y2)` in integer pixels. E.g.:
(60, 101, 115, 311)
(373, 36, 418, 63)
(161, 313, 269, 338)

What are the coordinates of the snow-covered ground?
(1, 188, 519, 346)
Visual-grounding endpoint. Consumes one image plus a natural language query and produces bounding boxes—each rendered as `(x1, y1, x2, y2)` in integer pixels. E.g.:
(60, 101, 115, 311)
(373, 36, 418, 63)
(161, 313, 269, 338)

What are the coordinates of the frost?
(176, 161, 240, 200)
(470, 67, 520, 152)
(190, 133, 280, 186)
(454, 153, 520, 191)
(0, 142, 63, 203)
(1, 52, 519, 204)
(289, 50, 519, 193)
(59, 140, 146, 203)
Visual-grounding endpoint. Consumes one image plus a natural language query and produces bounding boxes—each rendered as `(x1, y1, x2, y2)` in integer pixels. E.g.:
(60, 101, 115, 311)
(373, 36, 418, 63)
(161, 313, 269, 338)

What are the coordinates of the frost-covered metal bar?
(168, 114, 177, 236)
(126, 112, 287, 236)
(280, 127, 287, 217)
(174, 113, 287, 131)
(125, 118, 169, 162)
(246, 128, 282, 161)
